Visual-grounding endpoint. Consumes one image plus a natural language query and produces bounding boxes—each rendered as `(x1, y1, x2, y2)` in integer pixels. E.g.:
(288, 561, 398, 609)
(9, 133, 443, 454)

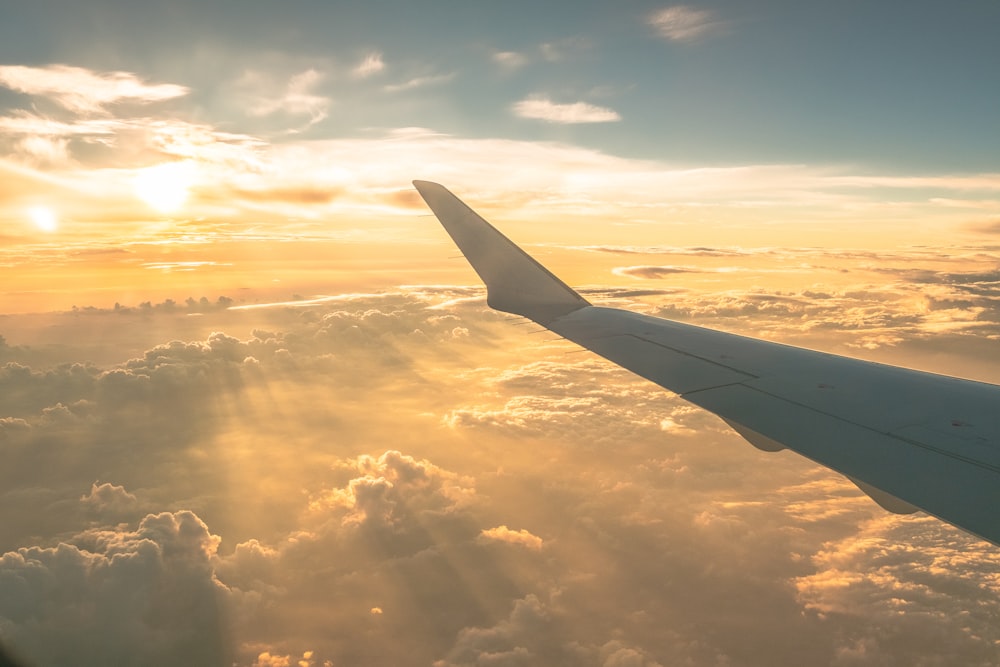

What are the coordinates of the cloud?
(794, 514, 1000, 663)
(2, 289, 1000, 666)
(80, 481, 138, 515)
(539, 37, 592, 62)
(967, 219, 1000, 234)
(308, 450, 476, 528)
(492, 50, 529, 70)
(435, 594, 549, 666)
(512, 97, 621, 124)
(383, 72, 456, 93)
(352, 52, 386, 79)
(0, 510, 230, 667)
(647, 6, 723, 43)
(479, 525, 544, 550)
(612, 265, 700, 279)
(0, 64, 188, 113)
(246, 69, 330, 127)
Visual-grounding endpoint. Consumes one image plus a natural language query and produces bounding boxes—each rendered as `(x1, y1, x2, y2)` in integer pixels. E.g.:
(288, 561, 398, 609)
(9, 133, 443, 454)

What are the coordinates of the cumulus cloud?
(0, 64, 188, 113)
(3, 289, 1000, 665)
(80, 481, 138, 515)
(435, 594, 550, 666)
(512, 97, 621, 124)
(0, 511, 230, 667)
(647, 6, 723, 43)
(794, 514, 1000, 664)
(479, 525, 544, 550)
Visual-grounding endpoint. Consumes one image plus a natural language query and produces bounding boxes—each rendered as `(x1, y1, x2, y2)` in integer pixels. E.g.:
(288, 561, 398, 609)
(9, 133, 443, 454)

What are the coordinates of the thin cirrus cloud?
(512, 97, 621, 124)
(383, 72, 455, 93)
(491, 50, 529, 70)
(0, 64, 188, 113)
(246, 68, 330, 126)
(352, 52, 386, 79)
(647, 5, 723, 42)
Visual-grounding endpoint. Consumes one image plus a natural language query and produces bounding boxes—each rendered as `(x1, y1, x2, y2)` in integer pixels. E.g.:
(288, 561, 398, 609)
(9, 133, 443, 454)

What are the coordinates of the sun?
(133, 162, 195, 213)
(28, 206, 58, 233)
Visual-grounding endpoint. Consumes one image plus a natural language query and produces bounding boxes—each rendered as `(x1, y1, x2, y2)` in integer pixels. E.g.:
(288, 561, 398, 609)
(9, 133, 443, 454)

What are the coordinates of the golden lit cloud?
(479, 525, 544, 549)
(0, 64, 188, 113)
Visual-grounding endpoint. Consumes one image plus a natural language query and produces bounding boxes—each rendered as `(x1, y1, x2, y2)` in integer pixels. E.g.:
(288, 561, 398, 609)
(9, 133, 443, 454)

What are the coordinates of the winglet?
(414, 181, 590, 324)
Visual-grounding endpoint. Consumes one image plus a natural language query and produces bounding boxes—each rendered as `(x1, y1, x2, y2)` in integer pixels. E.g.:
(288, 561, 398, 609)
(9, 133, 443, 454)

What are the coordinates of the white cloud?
(383, 72, 455, 93)
(352, 52, 386, 79)
(512, 97, 621, 124)
(492, 50, 529, 70)
(247, 69, 330, 127)
(647, 6, 722, 42)
(0, 64, 189, 114)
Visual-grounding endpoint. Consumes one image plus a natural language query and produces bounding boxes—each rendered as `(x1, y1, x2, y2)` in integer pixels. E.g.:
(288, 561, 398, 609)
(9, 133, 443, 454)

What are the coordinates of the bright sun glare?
(29, 206, 58, 233)
(133, 162, 195, 213)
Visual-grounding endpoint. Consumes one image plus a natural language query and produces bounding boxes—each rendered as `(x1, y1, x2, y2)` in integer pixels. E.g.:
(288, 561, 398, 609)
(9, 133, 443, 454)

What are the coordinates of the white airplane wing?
(413, 180, 1000, 546)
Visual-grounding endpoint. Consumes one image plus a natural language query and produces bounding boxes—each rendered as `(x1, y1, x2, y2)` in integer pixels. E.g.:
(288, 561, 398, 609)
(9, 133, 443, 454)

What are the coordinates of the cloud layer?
(2, 287, 999, 665)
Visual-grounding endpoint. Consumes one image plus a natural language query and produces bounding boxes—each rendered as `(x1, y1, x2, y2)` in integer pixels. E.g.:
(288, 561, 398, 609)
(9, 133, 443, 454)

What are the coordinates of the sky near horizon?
(2, 2, 1000, 666)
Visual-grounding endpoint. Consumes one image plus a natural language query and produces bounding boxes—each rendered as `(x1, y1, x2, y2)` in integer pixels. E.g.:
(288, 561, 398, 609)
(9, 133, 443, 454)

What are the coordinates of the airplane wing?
(414, 180, 1000, 546)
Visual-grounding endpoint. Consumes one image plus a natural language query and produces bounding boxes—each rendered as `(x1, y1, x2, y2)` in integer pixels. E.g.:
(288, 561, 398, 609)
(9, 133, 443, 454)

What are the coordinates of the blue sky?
(4, 0, 997, 170)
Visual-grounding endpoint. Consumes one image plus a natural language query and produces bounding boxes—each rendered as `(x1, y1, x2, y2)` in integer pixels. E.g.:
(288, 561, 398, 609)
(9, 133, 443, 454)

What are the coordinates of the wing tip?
(414, 179, 590, 324)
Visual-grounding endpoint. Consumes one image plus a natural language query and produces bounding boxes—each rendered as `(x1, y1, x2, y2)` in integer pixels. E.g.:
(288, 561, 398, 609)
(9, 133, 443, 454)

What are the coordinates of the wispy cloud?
(648, 5, 723, 42)
(613, 265, 701, 279)
(352, 52, 386, 79)
(0, 64, 188, 113)
(512, 97, 621, 124)
(491, 50, 529, 71)
(246, 68, 330, 127)
(383, 72, 455, 93)
(539, 36, 592, 62)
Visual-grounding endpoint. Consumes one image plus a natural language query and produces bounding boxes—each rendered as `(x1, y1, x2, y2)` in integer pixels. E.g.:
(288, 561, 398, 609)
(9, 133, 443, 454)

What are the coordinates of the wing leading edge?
(413, 180, 1000, 546)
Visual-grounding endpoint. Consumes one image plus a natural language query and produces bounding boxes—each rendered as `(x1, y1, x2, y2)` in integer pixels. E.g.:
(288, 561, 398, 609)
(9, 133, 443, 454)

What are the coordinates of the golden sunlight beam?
(28, 205, 58, 232)
(133, 162, 195, 213)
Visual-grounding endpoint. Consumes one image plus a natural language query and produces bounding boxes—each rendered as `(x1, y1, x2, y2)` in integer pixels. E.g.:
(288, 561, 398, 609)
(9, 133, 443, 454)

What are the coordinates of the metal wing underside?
(414, 180, 1000, 546)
